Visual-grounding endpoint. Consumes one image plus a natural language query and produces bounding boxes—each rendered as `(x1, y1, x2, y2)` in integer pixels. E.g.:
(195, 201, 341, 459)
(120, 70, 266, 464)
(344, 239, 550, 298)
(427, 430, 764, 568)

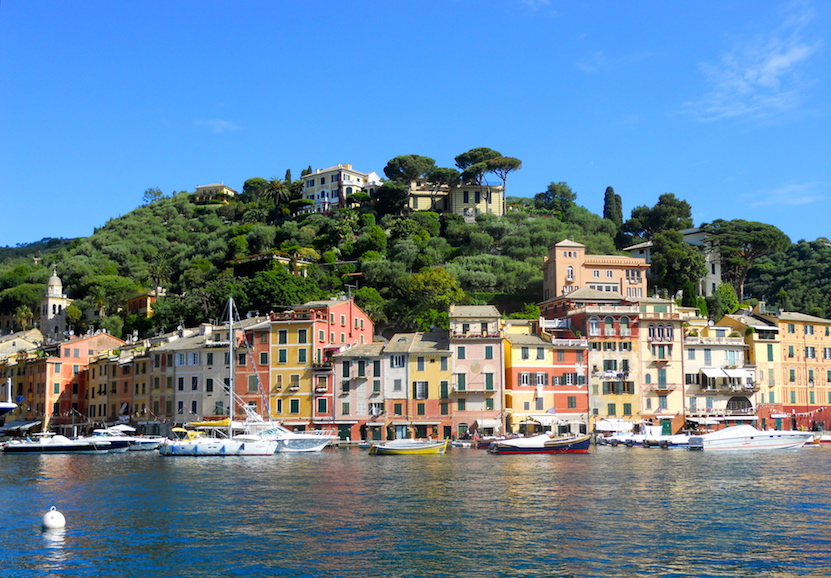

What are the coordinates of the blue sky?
(1, 0, 828, 247)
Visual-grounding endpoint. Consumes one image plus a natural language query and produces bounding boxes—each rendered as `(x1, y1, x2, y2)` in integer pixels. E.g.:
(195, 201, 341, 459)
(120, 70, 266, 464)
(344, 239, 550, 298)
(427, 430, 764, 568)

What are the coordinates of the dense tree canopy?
(383, 155, 436, 182)
(649, 230, 707, 298)
(534, 182, 576, 215)
(0, 155, 821, 337)
(623, 193, 693, 240)
(703, 219, 791, 299)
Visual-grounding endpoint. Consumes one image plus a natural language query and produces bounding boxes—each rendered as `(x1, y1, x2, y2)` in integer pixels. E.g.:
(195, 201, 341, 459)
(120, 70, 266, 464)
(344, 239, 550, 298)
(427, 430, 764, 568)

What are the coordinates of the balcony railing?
(645, 383, 678, 392)
(450, 332, 502, 339)
(684, 336, 745, 346)
(697, 384, 759, 394)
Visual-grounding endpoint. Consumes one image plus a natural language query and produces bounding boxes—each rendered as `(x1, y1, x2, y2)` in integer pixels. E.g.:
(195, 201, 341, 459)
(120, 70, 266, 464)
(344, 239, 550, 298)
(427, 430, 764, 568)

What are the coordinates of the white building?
(301, 164, 381, 213)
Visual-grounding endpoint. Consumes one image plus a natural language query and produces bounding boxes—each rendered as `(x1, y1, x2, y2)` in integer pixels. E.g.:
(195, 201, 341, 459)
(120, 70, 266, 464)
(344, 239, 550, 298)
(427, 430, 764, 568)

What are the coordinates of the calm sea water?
(2, 446, 831, 578)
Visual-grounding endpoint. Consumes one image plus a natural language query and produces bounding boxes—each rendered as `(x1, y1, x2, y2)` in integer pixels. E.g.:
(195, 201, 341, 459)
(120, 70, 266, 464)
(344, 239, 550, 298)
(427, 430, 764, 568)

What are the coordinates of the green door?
(661, 419, 672, 435)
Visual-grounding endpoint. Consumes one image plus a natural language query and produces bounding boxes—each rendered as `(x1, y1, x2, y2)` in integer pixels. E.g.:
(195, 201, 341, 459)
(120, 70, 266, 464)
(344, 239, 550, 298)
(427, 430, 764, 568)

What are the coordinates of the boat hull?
(2, 436, 109, 454)
(159, 438, 276, 456)
(368, 439, 449, 455)
(488, 434, 592, 455)
(688, 425, 813, 450)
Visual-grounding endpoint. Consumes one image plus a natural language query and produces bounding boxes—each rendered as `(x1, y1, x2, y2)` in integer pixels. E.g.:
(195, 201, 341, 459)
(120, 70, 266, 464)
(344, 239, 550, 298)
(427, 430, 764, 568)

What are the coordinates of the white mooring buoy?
(42, 506, 66, 530)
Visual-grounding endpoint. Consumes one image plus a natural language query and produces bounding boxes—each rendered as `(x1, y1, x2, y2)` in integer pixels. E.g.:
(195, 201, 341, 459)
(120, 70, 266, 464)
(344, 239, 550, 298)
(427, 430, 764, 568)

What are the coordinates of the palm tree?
(146, 257, 172, 300)
(13, 305, 33, 330)
(89, 286, 108, 321)
(262, 177, 291, 207)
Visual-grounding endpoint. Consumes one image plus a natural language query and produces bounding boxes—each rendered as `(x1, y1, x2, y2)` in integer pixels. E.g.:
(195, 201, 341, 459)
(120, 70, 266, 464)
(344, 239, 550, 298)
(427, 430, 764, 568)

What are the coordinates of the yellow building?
(634, 298, 689, 434)
(269, 299, 373, 430)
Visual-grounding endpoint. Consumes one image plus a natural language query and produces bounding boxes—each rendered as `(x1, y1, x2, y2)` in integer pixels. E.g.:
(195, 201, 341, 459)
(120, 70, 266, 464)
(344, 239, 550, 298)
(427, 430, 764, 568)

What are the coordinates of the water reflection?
(37, 529, 66, 577)
(2, 448, 831, 577)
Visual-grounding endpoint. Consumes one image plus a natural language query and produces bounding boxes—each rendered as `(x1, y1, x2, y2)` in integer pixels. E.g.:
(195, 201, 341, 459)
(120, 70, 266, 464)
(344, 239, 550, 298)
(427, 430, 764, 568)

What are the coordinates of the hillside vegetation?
(0, 171, 820, 338)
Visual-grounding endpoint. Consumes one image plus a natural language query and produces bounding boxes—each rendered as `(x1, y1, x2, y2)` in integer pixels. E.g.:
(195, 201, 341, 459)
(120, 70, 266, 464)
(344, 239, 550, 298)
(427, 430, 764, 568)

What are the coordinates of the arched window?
(589, 317, 600, 336)
(604, 316, 615, 336)
(666, 324, 674, 341)
(648, 324, 656, 341)
(657, 324, 665, 340)
(620, 316, 630, 336)
(566, 266, 574, 281)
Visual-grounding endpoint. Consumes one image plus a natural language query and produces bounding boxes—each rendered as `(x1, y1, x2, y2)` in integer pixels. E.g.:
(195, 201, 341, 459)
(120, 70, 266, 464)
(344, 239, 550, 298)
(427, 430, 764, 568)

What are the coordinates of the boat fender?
(610, 440, 619, 447)
(659, 441, 669, 449)
(643, 441, 651, 448)
(42, 506, 66, 530)
(625, 440, 634, 447)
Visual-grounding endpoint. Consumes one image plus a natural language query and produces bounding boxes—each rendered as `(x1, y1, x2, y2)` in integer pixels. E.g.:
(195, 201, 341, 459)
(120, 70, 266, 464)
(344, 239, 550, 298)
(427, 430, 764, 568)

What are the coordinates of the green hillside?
(0, 175, 821, 338)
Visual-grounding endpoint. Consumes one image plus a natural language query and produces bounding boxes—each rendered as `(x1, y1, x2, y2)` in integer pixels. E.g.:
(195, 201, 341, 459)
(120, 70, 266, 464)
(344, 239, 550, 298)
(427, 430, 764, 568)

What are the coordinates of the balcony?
(697, 383, 759, 394)
(312, 360, 334, 372)
(450, 332, 502, 339)
(684, 336, 745, 346)
(639, 312, 681, 320)
(645, 383, 678, 393)
(647, 336, 674, 343)
(452, 384, 496, 393)
(550, 338, 588, 347)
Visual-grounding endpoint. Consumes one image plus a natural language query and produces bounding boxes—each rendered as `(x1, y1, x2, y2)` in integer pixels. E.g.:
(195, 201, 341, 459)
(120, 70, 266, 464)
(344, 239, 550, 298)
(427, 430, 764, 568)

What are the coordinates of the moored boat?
(688, 425, 813, 450)
(158, 428, 277, 456)
(488, 433, 592, 454)
(368, 438, 449, 455)
(257, 423, 336, 453)
(2, 432, 110, 454)
(159, 297, 278, 458)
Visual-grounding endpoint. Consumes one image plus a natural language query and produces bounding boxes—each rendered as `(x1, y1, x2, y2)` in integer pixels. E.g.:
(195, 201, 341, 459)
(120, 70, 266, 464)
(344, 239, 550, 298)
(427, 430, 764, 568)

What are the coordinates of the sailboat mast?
(228, 296, 234, 440)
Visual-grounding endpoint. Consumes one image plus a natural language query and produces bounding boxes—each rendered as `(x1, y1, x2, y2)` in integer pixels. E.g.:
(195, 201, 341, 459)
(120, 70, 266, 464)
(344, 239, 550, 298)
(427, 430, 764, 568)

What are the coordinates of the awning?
(0, 420, 41, 433)
(687, 417, 720, 425)
(478, 419, 502, 429)
(366, 421, 385, 427)
(723, 415, 758, 421)
(522, 414, 557, 426)
(412, 421, 442, 425)
(331, 420, 358, 425)
(701, 368, 728, 378)
(749, 324, 778, 331)
(724, 368, 752, 379)
(595, 419, 633, 432)
(283, 420, 310, 426)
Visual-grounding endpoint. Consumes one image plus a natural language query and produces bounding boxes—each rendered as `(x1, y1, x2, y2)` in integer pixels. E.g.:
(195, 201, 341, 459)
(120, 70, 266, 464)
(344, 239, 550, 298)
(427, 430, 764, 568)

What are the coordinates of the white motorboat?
(78, 426, 166, 452)
(255, 422, 337, 453)
(688, 425, 813, 450)
(159, 428, 277, 456)
(74, 429, 132, 453)
(2, 432, 110, 454)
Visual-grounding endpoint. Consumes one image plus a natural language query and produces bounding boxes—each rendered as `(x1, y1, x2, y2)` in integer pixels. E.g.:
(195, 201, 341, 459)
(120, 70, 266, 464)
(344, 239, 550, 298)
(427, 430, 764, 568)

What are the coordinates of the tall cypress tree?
(603, 186, 623, 228)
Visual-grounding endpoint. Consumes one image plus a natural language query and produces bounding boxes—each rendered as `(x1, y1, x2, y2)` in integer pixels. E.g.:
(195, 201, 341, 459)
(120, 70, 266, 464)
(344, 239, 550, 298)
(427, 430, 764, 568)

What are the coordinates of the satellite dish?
(708, 320, 714, 326)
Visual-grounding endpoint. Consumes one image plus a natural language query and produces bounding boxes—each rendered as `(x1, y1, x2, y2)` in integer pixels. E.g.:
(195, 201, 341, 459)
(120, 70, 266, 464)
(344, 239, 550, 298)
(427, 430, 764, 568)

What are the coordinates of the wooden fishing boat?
(368, 438, 449, 455)
(487, 433, 592, 454)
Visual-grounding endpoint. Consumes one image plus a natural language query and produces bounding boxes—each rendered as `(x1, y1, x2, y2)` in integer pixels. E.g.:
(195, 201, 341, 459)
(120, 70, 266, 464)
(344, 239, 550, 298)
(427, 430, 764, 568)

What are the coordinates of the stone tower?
(41, 266, 71, 341)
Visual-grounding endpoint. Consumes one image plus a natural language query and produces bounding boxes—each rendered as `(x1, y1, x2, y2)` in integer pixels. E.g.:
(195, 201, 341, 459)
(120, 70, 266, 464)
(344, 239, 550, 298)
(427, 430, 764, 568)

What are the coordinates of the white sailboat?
(159, 297, 277, 457)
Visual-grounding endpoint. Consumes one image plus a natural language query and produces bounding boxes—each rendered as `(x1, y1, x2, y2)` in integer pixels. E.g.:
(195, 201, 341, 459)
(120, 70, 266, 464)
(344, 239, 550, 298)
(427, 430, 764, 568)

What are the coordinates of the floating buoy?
(42, 506, 66, 530)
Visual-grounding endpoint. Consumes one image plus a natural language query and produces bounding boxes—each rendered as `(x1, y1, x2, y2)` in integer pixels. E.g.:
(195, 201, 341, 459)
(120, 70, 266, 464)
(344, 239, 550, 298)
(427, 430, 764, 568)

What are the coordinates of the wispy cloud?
(194, 119, 241, 134)
(521, 0, 552, 11)
(576, 50, 607, 73)
(685, 3, 821, 121)
(747, 182, 824, 207)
